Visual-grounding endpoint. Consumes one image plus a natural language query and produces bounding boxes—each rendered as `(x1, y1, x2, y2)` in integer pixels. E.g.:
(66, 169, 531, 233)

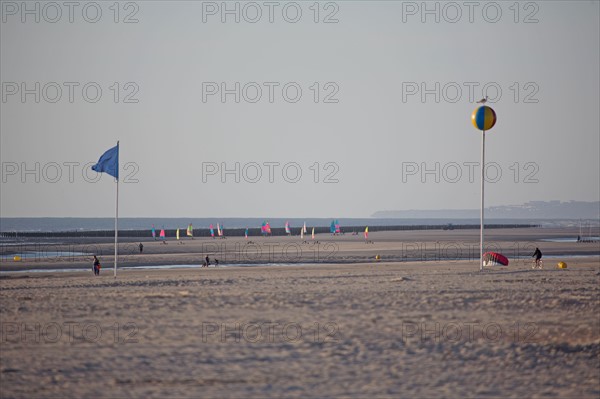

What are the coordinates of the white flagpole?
(114, 141, 119, 278)
(480, 131, 485, 272)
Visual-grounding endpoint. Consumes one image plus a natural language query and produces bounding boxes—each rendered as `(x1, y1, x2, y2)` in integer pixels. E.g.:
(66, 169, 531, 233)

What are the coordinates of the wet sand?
(1, 227, 599, 271)
(0, 228, 599, 398)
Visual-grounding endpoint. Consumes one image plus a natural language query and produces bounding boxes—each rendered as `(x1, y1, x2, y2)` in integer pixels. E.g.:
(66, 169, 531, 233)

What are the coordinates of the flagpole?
(114, 141, 119, 278)
(471, 105, 496, 272)
(480, 131, 485, 272)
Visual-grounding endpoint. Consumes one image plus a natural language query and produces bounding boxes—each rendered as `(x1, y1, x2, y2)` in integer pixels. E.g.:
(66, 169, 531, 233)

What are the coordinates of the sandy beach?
(1, 228, 599, 398)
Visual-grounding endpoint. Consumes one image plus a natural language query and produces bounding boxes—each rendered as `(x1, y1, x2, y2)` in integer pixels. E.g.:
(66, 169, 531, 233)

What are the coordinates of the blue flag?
(92, 143, 119, 179)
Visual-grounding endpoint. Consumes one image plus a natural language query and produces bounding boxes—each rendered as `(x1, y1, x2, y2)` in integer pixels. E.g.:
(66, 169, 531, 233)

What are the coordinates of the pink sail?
(261, 222, 271, 235)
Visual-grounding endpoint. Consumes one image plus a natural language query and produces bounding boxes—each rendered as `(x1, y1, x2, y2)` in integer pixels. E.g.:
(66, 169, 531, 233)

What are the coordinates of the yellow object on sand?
(13, 256, 21, 261)
(375, 255, 381, 260)
(557, 261, 567, 269)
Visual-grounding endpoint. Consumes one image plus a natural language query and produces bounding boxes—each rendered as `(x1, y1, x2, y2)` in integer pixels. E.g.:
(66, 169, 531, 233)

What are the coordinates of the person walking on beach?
(204, 255, 210, 268)
(532, 247, 543, 269)
(93, 255, 101, 276)
(139, 243, 144, 253)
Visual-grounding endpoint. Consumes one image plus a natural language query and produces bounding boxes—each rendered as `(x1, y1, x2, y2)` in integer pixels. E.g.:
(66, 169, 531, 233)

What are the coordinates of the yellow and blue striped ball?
(471, 106, 497, 131)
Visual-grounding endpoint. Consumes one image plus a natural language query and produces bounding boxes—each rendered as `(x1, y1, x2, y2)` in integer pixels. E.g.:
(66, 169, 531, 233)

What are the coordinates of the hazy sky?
(1, 1, 599, 218)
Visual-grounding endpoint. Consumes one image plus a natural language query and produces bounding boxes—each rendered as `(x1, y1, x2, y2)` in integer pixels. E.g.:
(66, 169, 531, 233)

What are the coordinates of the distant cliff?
(372, 201, 600, 219)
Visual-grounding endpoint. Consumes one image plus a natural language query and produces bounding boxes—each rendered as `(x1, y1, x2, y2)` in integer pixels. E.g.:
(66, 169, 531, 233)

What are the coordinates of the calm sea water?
(0, 217, 544, 233)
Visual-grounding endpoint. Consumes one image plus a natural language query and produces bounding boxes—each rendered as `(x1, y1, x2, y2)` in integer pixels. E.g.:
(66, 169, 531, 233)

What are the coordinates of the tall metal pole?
(480, 130, 485, 271)
(114, 141, 119, 278)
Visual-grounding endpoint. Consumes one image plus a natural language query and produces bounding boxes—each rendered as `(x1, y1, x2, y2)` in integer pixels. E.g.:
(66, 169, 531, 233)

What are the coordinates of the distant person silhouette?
(93, 255, 101, 276)
(532, 247, 543, 268)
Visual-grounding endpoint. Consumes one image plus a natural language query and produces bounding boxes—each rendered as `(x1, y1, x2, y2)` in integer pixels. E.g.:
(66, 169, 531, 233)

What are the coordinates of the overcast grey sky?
(1, 1, 599, 218)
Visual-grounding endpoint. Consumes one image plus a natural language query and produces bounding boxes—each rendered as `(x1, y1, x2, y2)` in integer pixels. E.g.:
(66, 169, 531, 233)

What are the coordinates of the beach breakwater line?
(0, 224, 539, 239)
